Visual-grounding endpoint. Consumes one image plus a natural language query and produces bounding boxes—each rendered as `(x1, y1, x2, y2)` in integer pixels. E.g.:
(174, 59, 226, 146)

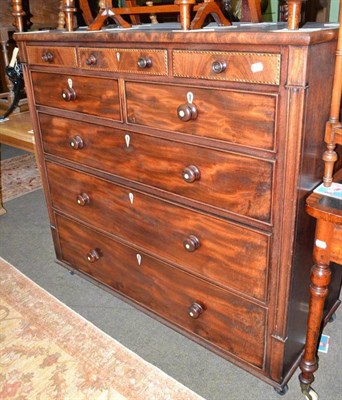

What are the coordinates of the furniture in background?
(0, 0, 62, 114)
(15, 4, 341, 395)
(0, 0, 25, 115)
(0, 111, 35, 215)
(0, 0, 63, 215)
(300, 174, 342, 400)
(299, 2, 341, 399)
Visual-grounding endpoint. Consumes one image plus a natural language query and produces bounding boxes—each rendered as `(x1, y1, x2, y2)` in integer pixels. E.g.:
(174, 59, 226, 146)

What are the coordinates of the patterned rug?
(0, 257, 205, 400)
(1, 153, 42, 203)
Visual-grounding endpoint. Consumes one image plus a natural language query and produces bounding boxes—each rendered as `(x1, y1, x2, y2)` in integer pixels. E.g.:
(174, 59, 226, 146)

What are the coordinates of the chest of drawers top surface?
(16, 24, 340, 391)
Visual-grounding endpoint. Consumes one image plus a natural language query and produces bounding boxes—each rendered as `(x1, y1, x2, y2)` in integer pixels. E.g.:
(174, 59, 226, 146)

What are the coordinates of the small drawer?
(31, 72, 121, 120)
(39, 114, 273, 223)
(57, 214, 267, 368)
(47, 162, 271, 301)
(27, 46, 77, 68)
(126, 81, 277, 151)
(78, 47, 168, 75)
(173, 50, 281, 85)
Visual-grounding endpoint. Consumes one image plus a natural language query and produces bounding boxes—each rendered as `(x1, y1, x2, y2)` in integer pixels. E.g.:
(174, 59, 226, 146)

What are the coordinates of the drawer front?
(78, 48, 168, 75)
(173, 50, 280, 85)
(126, 82, 276, 151)
(27, 46, 77, 68)
(47, 162, 270, 301)
(40, 114, 273, 223)
(31, 72, 121, 120)
(57, 214, 266, 368)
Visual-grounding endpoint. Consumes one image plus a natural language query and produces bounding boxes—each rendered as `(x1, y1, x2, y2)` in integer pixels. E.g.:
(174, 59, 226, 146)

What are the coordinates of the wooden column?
(63, 0, 77, 32)
(57, 0, 66, 30)
(323, 0, 342, 186)
(11, 0, 25, 32)
(175, 0, 196, 30)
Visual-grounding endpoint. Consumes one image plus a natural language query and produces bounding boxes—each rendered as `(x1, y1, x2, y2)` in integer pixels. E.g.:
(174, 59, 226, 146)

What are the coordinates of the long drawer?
(39, 114, 273, 223)
(56, 213, 267, 368)
(31, 72, 121, 120)
(47, 162, 270, 302)
(125, 81, 277, 151)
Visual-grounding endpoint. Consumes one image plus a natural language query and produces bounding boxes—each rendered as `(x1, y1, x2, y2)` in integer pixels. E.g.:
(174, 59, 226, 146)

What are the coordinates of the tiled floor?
(1, 145, 341, 400)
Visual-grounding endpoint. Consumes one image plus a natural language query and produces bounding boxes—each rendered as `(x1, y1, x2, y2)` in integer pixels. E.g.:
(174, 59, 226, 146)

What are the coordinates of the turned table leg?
(299, 220, 334, 400)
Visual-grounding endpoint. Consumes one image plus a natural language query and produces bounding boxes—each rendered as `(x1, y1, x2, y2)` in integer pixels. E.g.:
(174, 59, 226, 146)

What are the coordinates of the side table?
(299, 170, 342, 400)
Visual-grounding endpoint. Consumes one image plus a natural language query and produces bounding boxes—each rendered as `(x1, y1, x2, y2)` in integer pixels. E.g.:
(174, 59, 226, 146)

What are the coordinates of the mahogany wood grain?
(31, 72, 121, 120)
(15, 24, 341, 392)
(78, 47, 168, 75)
(39, 114, 273, 223)
(125, 81, 277, 151)
(172, 50, 280, 85)
(14, 28, 339, 48)
(46, 161, 271, 302)
(27, 46, 77, 68)
(56, 213, 267, 368)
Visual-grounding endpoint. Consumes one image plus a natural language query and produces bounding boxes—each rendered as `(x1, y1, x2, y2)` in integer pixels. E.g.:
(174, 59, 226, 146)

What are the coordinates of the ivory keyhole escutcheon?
(136, 253, 142, 266)
(125, 134, 130, 148)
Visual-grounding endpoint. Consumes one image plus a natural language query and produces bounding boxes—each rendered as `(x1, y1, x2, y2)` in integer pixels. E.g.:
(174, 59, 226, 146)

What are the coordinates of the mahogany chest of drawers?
(16, 25, 342, 393)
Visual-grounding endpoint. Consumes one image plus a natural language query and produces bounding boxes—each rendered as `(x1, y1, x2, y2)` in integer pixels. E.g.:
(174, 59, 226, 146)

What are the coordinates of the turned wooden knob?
(183, 235, 200, 252)
(86, 54, 97, 65)
(188, 302, 203, 319)
(137, 57, 152, 69)
(182, 165, 200, 183)
(69, 135, 84, 150)
(76, 193, 90, 206)
(41, 51, 53, 63)
(177, 103, 198, 122)
(212, 61, 227, 74)
(87, 249, 100, 263)
(62, 87, 76, 101)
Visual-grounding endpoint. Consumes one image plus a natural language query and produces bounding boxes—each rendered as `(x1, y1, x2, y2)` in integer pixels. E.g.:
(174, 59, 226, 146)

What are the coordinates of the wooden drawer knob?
(183, 235, 200, 252)
(69, 135, 84, 150)
(62, 87, 76, 102)
(137, 57, 152, 69)
(182, 165, 200, 183)
(76, 193, 90, 206)
(177, 103, 198, 122)
(212, 61, 227, 74)
(41, 51, 53, 63)
(87, 249, 100, 263)
(188, 302, 203, 319)
(86, 54, 97, 65)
